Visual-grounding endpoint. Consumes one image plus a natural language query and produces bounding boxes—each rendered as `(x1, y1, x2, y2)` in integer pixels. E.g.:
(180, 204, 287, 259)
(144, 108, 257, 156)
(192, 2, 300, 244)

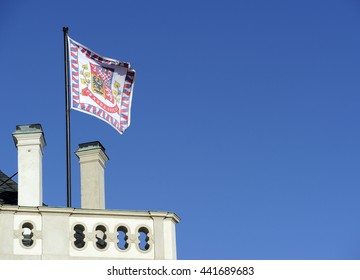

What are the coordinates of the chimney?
(12, 124, 46, 207)
(75, 141, 109, 209)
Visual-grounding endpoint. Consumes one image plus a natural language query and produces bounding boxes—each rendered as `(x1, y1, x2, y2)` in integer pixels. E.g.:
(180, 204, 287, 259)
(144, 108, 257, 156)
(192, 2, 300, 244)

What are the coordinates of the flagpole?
(63, 26, 72, 208)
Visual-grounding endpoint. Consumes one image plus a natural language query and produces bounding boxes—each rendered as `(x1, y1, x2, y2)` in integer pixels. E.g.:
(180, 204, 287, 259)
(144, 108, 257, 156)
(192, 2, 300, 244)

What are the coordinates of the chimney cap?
(77, 141, 107, 154)
(12, 124, 46, 147)
(13, 124, 43, 134)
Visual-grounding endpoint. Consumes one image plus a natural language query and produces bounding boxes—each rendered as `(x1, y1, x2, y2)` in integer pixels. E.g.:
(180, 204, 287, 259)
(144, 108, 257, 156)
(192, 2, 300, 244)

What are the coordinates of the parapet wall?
(0, 205, 179, 260)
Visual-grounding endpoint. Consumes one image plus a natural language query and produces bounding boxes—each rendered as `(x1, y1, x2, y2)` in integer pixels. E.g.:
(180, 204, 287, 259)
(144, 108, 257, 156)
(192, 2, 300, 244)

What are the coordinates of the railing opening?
(95, 225, 107, 249)
(138, 227, 150, 251)
(22, 222, 34, 247)
(117, 226, 129, 250)
(73, 224, 86, 248)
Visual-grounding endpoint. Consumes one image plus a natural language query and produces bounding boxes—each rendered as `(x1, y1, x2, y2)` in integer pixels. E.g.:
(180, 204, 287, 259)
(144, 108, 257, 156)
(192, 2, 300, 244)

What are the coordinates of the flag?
(67, 36, 136, 134)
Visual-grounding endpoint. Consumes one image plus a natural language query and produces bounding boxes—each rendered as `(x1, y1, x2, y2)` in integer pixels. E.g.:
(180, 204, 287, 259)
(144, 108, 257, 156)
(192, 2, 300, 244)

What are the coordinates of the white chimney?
(12, 124, 46, 207)
(75, 141, 109, 209)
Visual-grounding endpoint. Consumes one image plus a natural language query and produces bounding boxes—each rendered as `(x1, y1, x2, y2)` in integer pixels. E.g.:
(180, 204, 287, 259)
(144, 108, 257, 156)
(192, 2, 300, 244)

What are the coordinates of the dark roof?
(0, 170, 18, 205)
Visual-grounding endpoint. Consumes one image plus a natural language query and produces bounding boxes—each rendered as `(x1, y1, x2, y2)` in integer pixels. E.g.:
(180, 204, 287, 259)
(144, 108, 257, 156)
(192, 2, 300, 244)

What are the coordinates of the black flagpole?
(63, 26, 72, 208)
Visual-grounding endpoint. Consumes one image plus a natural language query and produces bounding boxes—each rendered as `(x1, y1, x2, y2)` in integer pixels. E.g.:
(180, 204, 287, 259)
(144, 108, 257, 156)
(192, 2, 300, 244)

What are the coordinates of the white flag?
(67, 36, 135, 134)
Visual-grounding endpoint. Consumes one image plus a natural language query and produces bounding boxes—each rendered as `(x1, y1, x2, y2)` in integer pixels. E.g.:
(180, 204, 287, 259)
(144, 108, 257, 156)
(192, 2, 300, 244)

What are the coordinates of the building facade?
(0, 124, 179, 259)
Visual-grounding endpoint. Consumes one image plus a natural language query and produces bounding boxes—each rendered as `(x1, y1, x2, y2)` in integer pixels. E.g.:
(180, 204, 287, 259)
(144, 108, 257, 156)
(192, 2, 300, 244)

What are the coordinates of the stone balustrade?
(0, 205, 179, 260)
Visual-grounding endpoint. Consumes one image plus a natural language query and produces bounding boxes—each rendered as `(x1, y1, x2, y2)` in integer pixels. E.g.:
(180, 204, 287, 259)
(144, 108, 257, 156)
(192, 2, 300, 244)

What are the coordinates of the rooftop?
(0, 170, 18, 205)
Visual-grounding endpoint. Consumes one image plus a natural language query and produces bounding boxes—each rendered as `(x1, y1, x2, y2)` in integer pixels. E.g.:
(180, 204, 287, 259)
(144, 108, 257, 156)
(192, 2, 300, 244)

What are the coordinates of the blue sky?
(1, 0, 360, 259)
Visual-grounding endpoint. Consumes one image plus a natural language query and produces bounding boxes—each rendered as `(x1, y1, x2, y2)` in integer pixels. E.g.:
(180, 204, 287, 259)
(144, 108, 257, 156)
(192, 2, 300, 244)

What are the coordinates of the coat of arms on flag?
(67, 36, 135, 134)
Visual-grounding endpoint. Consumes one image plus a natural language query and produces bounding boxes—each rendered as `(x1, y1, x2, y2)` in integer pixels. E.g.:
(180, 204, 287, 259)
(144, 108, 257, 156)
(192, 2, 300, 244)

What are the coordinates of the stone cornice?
(0, 205, 180, 223)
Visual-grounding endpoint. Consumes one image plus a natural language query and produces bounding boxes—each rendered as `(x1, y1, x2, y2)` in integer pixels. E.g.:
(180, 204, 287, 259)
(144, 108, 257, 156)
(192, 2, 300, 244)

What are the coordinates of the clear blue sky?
(1, 0, 360, 260)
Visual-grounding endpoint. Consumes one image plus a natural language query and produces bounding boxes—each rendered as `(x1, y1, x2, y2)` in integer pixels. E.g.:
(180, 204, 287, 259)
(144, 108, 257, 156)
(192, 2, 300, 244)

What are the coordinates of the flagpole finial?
(63, 26, 69, 33)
